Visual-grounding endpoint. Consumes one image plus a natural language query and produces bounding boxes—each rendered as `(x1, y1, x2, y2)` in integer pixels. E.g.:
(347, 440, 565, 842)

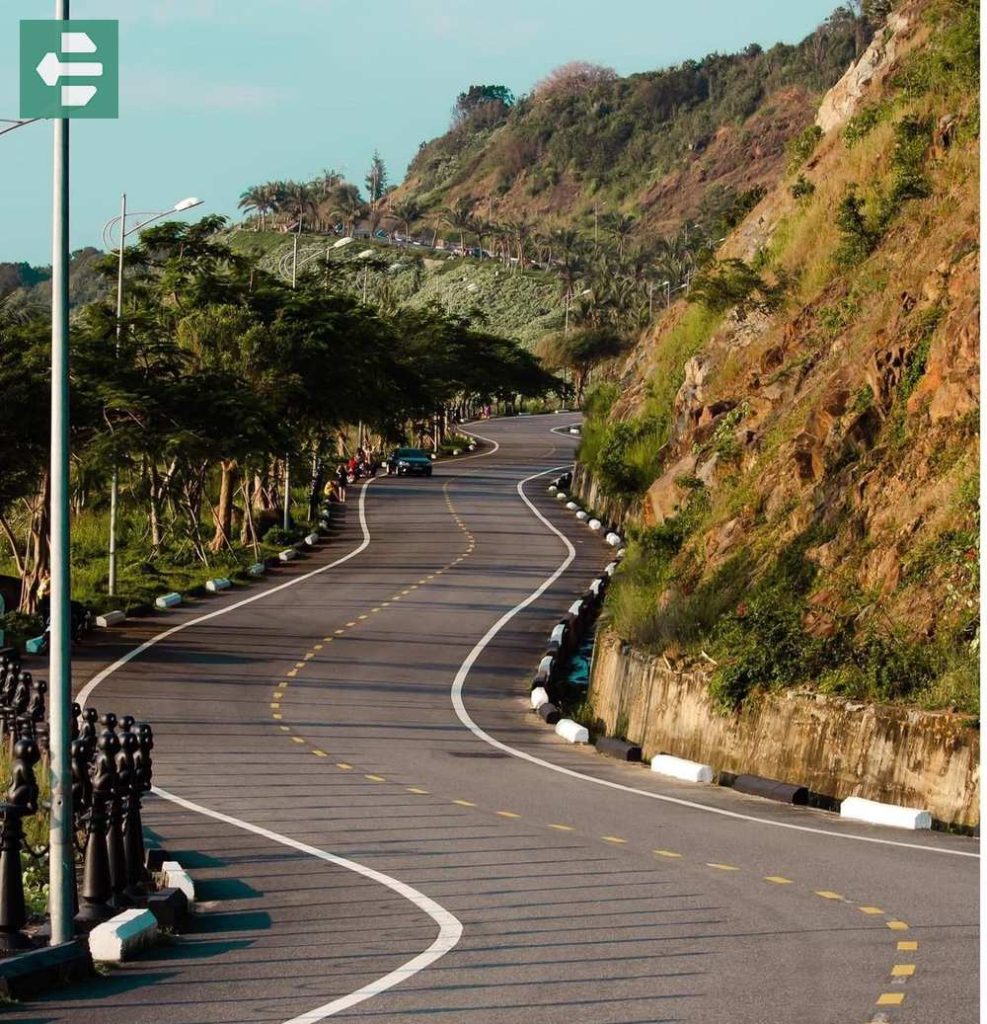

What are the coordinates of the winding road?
(10, 414, 978, 1024)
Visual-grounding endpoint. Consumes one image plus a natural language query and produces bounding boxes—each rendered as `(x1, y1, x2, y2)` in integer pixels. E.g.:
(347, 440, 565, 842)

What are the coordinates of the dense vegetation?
(581, 0, 980, 714)
(0, 218, 556, 632)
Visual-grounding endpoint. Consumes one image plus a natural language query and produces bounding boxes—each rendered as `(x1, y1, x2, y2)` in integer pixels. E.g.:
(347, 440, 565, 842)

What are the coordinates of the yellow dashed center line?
(365, 774, 386, 783)
(287, 669, 297, 677)
(496, 811, 520, 819)
(322, 636, 334, 643)
(549, 823, 574, 831)
(707, 863, 740, 872)
(815, 890, 844, 900)
(336, 762, 352, 770)
(407, 787, 429, 795)
(897, 940, 918, 951)
(876, 993, 905, 1007)
(858, 906, 884, 915)
(270, 702, 280, 709)
(453, 799, 476, 808)
(334, 629, 345, 635)
(346, 621, 357, 627)
(291, 736, 305, 745)
(294, 661, 305, 668)
(602, 836, 627, 845)
(272, 713, 282, 720)
(279, 725, 290, 732)
(764, 876, 792, 884)
(312, 749, 328, 758)
(303, 653, 315, 661)
(654, 849, 681, 858)
(887, 920, 910, 931)
(358, 614, 368, 620)
(891, 964, 915, 977)
(313, 643, 323, 651)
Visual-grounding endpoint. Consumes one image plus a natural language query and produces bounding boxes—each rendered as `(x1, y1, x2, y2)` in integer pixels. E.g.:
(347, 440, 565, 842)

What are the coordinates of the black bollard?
(79, 707, 98, 745)
(98, 731, 129, 909)
(117, 732, 145, 901)
(99, 711, 118, 735)
(71, 701, 82, 742)
(75, 733, 113, 926)
(0, 738, 40, 952)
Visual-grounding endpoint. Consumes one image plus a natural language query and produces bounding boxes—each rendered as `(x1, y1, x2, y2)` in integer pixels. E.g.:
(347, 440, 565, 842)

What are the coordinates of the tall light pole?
(48, 0, 72, 951)
(104, 195, 203, 596)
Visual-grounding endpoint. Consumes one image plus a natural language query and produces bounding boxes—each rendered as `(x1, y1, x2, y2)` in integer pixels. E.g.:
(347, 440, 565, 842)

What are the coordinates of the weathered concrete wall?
(590, 629, 980, 827)
(571, 463, 632, 530)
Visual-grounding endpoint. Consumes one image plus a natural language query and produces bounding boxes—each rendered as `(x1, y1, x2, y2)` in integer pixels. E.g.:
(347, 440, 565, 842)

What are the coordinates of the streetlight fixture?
(103, 194, 204, 596)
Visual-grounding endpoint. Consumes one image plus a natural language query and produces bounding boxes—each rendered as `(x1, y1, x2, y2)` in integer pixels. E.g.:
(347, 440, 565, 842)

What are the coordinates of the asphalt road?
(9, 414, 979, 1024)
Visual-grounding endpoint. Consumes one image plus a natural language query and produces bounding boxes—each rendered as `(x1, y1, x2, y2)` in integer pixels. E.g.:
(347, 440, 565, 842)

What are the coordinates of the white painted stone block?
(840, 796, 932, 830)
(650, 754, 714, 784)
(279, 548, 297, 562)
(89, 908, 159, 963)
(161, 861, 195, 901)
(95, 610, 126, 628)
(535, 655, 555, 681)
(548, 485, 558, 494)
(205, 578, 231, 593)
(555, 719, 589, 743)
(575, 510, 589, 521)
(568, 599, 583, 618)
(588, 519, 602, 531)
(565, 501, 578, 511)
(155, 592, 181, 610)
(530, 686, 550, 710)
(304, 532, 320, 546)
(605, 532, 623, 547)
(589, 579, 603, 597)
(605, 561, 618, 576)
(555, 492, 567, 501)
(550, 623, 567, 645)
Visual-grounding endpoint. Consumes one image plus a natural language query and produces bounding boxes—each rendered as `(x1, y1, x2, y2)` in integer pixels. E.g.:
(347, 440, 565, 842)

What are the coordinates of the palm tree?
(602, 212, 637, 258)
(443, 197, 475, 252)
(238, 185, 272, 231)
(390, 198, 421, 240)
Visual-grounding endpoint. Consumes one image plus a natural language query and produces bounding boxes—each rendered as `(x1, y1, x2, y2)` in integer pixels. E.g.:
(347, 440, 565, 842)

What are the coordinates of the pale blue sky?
(2, 1, 841, 264)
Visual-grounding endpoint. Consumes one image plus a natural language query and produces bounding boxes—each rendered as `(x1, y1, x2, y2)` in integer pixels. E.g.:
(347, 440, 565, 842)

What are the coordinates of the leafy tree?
(453, 84, 515, 126)
(365, 151, 388, 210)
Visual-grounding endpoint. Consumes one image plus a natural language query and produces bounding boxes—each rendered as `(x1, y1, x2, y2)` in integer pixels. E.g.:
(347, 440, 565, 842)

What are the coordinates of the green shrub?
(687, 258, 784, 320)
(833, 187, 881, 268)
(789, 174, 816, 200)
(843, 103, 890, 147)
(786, 124, 823, 173)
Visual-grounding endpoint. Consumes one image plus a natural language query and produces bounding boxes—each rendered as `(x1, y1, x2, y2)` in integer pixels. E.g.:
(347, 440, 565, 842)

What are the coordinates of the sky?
(2, 1, 842, 264)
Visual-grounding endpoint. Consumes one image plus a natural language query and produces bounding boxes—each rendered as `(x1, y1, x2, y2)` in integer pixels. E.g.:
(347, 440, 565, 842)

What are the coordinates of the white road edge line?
(449, 457, 978, 861)
(76, 476, 467, 1021)
(152, 786, 462, 1024)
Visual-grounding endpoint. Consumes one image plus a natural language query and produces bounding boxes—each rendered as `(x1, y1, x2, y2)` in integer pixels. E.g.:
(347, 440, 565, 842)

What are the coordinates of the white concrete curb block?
(651, 754, 714, 784)
(530, 686, 550, 710)
(565, 501, 578, 511)
(247, 563, 266, 576)
(95, 610, 126, 628)
(304, 532, 320, 546)
(589, 579, 603, 597)
(89, 908, 159, 963)
(161, 861, 196, 901)
(535, 655, 555, 680)
(567, 599, 583, 618)
(548, 485, 558, 494)
(605, 561, 618, 576)
(154, 592, 181, 610)
(555, 719, 589, 743)
(840, 796, 932, 830)
(555, 492, 567, 501)
(575, 510, 589, 521)
(588, 519, 602, 531)
(605, 532, 623, 547)
(278, 548, 297, 562)
(205, 577, 231, 593)
(550, 623, 567, 645)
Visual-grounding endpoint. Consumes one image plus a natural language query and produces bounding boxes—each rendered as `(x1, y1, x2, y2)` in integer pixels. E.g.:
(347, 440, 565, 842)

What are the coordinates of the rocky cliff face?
(579, 0, 979, 716)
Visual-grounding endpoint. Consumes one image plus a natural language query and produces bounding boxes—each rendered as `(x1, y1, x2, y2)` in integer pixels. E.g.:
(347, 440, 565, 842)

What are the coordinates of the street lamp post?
(104, 195, 203, 596)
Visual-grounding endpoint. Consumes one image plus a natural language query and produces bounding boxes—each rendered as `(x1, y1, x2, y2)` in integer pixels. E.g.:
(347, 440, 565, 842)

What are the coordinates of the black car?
(386, 447, 433, 477)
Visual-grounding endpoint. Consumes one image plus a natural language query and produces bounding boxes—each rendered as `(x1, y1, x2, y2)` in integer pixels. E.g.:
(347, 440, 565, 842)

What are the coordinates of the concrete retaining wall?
(589, 629, 980, 827)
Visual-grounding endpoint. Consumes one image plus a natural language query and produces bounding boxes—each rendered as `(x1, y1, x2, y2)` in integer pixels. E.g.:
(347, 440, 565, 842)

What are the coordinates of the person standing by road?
(335, 463, 348, 503)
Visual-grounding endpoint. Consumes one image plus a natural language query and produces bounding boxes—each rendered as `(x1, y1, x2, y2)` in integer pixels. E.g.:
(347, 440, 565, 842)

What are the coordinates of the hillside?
(575, 0, 979, 715)
(386, 10, 865, 242)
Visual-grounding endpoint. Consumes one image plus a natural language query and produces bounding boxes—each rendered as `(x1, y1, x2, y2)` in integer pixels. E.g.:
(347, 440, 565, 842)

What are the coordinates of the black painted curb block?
(0, 938, 93, 1001)
(732, 773, 809, 805)
(537, 703, 561, 725)
(147, 887, 190, 932)
(595, 736, 642, 762)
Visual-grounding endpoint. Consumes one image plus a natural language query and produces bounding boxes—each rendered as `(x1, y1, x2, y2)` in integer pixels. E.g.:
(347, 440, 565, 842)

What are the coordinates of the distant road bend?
(14, 414, 978, 1024)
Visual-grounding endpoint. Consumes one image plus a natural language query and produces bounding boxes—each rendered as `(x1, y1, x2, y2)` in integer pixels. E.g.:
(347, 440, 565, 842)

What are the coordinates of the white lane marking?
(77, 475, 467, 1017)
(77, 480, 377, 708)
(153, 786, 462, 1024)
(450, 466, 979, 861)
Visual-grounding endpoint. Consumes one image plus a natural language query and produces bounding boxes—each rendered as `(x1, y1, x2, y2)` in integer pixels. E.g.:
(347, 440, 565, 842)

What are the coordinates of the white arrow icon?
(36, 51, 103, 87)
